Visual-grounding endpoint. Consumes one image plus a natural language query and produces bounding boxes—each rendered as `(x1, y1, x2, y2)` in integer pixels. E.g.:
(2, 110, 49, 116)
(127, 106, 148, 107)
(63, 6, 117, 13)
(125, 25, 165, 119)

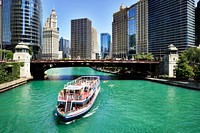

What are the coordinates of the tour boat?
(56, 76, 100, 122)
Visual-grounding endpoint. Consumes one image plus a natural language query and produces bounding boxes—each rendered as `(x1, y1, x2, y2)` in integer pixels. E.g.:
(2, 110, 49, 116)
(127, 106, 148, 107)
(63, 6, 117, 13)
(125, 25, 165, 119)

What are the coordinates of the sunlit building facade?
(43, 8, 60, 60)
(136, 0, 148, 54)
(112, 4, 128, 59)
(91, 27, 99, 59)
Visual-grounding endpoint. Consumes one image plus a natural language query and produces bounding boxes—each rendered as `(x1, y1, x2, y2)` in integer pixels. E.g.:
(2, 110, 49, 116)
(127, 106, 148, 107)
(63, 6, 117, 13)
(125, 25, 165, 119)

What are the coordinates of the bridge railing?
(31, 59, 160, 64)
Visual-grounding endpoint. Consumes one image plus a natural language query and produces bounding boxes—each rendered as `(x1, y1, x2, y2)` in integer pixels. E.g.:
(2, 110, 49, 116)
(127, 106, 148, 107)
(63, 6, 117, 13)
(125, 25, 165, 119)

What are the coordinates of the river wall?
(0, 77, 33, 93)
(146, 78, 200, 90)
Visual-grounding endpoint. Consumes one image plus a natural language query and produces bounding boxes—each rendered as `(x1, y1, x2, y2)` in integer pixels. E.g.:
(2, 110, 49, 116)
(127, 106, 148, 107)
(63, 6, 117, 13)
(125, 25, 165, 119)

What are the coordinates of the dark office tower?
(136, 0, 148, 54)
(2, 0, 43, 59)
(196, 0, 200, 46)
(0, 0, 2, 59)
(112, 4, 128, 59)
(148, 0, 195, 58)
(127, 4, 137, 59)
(71, 18, 92, 59)
(100, 33, 111, 59)
(0, 0, 2, 45)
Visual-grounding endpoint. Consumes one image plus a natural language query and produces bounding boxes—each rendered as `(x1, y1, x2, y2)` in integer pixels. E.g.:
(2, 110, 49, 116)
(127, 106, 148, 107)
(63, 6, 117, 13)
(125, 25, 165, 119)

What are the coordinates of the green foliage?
(194, 63, 200, 81)
(0, 62, 20, 84)
(135, 53, 154, 61)
(0, 49, 13, 60)
(175, 53, 194, 79)
(184, 47, 200, 64)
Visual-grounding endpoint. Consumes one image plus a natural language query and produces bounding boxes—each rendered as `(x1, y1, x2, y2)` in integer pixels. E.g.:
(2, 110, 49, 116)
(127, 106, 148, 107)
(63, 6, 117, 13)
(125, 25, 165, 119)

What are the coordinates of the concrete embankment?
(146, 78, 200, 90)
(0, 77, 33, 93)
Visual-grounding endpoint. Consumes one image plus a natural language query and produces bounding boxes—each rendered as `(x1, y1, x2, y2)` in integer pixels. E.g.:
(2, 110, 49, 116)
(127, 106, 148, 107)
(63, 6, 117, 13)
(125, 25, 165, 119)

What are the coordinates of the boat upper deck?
(58, 76, 100, 102)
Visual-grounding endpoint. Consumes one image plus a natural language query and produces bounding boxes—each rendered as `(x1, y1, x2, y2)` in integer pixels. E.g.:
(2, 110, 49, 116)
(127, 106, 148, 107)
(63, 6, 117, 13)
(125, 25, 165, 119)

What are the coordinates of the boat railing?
(64, 76, 99, 89)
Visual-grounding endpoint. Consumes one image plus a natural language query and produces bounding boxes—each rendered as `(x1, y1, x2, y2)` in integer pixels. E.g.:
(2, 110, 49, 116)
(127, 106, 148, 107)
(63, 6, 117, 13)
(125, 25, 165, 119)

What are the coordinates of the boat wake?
(109, 84, 114, 87)
(65, 120, 75, 125)
(103, 80, 108, 83)
(83, 105, 99, 118)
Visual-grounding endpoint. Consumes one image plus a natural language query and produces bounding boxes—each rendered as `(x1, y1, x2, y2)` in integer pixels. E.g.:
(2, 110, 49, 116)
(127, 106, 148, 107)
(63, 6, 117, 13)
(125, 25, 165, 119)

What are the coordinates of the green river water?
(0, 67, 200, 133)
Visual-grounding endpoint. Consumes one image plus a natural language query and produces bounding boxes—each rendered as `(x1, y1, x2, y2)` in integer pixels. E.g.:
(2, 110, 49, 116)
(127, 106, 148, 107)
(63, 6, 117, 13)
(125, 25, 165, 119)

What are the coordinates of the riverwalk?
(146, 78, 200, 90)
(0, 77, 33, 93)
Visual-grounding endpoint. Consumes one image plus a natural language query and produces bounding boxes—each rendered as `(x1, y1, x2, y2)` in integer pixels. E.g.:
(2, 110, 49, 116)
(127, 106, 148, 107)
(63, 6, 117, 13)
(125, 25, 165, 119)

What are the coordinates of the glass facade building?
(148, 0, 195, 58)
(100, 33, 111, 59)
(127, 4, 137, 59)
(2, 0, 11, 47)
(59, 37, 70, 58)
(2, 0, 43, 59)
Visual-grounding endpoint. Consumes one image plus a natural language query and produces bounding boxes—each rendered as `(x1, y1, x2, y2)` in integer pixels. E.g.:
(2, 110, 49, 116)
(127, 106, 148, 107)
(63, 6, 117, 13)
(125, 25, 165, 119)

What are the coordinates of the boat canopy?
(64, 85, 84, 90)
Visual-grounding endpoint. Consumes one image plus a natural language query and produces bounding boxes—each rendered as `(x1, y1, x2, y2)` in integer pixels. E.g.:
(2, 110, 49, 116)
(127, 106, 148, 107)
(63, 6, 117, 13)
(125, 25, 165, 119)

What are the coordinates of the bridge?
(30, 60, 160, 79)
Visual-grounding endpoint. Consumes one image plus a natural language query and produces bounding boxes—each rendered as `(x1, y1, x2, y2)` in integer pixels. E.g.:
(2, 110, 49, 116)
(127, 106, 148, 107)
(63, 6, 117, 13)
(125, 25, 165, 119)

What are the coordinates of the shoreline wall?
(146, 78, 200, 91)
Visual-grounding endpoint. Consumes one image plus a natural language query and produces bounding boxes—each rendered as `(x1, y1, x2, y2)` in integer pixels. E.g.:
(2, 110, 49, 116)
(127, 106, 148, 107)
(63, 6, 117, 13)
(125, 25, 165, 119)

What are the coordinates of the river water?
(0, 67, 200, 133)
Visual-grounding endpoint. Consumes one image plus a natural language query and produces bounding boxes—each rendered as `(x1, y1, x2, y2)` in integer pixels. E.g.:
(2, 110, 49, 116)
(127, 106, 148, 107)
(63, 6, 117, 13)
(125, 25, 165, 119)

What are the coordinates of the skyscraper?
(136, 0, 148, 54)
(196, 0, 200, 46)
(148, 0, 195, 57)
(127, 4, 137, 59)
(71, 18, 92, 59)
(42, 8, 59, 60)
(59, 37, 70, 58)
(112, 4, 128, 59)
(2, 0, 43, 59)
(100, 33, 111, 59)
(91, 27, 99, 59)
(0, 0, 2, 59)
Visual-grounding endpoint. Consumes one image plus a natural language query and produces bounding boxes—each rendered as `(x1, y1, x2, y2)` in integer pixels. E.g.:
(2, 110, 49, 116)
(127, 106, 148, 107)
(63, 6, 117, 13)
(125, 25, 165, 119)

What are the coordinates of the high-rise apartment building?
(42, 8, 59, 60)
(59, 37, 70, 58)
(100, 33, 111, 59)
(71, 18, 92, 59)
(91, 27, 99, 59)
(127, 4, 137, 59)
(2, 0, 43, 59)
(136, 0, 148, 54)
(196, 0, 200, 46)
(148, 0, 195, 57)
(112, 4, 128, 59)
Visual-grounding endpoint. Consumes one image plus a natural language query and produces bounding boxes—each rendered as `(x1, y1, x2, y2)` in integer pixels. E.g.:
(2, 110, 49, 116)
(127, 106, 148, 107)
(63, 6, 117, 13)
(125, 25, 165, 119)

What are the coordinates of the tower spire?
(52, 5, 55, 11)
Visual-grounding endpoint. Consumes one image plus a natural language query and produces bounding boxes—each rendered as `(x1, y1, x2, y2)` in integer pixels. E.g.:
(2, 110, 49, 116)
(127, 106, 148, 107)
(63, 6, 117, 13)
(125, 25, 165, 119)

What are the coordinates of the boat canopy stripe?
(64, 85, 83, 90)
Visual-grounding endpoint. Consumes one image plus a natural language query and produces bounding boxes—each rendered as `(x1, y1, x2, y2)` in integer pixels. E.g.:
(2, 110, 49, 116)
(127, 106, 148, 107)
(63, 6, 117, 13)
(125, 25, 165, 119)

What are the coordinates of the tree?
(184, 47, 200, 65)
(135, 53, 154, 61)
(5, 50, 13, 60)
(146, 53, 154, 61)
(175, 53, 194, 79)
(194, 63, 200, 81)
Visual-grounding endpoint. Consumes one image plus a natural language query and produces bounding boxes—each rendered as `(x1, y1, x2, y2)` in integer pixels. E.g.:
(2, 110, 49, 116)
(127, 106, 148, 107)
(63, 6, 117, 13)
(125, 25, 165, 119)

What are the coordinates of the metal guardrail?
(30, 60, 160, 64)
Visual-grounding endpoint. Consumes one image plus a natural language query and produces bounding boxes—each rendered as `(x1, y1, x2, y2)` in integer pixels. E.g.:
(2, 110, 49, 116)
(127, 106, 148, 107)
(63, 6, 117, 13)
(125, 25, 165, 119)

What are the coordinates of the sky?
(42, 0, 199, 42)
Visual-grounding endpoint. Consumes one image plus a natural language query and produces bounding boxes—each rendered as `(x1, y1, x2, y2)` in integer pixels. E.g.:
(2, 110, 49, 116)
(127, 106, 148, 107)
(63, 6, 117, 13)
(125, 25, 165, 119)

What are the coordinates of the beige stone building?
(136, 0, 148, 54)
(112, 4, 128, 59)
(91, 27, 99, 59)
(42, 7, 60, 60)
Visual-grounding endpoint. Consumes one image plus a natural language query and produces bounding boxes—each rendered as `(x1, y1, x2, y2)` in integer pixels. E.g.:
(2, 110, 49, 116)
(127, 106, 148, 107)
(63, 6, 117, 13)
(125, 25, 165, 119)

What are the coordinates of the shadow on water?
(47, 74, 146, 80)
